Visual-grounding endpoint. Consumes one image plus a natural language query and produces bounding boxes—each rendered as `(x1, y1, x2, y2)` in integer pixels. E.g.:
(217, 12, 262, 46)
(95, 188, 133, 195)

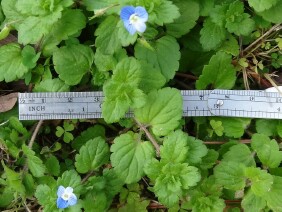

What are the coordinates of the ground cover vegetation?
(0, 0, 282, 211)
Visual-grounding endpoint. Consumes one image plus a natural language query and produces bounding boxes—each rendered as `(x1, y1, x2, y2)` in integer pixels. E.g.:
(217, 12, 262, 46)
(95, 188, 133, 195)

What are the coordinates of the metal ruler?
(18, 90, 282, 120)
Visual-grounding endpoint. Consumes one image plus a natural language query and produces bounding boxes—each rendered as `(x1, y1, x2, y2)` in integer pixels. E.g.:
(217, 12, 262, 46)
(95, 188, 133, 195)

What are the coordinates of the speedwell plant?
(0, 0, 282, 211)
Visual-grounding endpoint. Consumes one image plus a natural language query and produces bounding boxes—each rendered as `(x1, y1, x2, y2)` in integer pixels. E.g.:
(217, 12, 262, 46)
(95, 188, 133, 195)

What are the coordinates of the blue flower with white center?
(56, 185, 77, 209)
(120, 6, 148, 35)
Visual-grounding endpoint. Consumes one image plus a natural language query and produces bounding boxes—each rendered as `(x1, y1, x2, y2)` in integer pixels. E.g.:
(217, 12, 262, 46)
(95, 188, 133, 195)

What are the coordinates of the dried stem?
(134, 118, 160, 156)
(243, 24, 281, 56)
(28, 120, 44, 149)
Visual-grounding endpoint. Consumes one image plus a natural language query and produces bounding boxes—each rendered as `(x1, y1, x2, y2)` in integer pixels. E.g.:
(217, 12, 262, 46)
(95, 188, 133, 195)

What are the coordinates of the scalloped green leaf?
(110, 132, 155, 184)
(160, 130, 189, 163)
(196, 51, 236, 89)
(75, 137, 110, 173)
(135, 88, 183, 136)
(22, 144, 46, 178)
(53, 44, 94, 85)
(166, 0, 199, 38)
(95, 15, 120, 54)
(251, 133, 282, 168)
(135, 36, 180, 81)
(214, 161, 246, 190)
(34, 78, 70, 92)
(0, 43, 29, 82)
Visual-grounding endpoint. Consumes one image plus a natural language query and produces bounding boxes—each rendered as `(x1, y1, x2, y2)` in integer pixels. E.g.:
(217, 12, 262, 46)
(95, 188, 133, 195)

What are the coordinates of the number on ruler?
(67, 97, 73, 102)
(250, 96, 255, 101)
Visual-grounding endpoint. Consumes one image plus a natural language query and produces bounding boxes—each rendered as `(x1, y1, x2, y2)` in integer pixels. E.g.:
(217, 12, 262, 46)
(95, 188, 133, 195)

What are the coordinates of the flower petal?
(123, 20, 137, 35)
(120, 6, 135, 21)
(135, 6, 148, 22)
(57, 197, 68, 209)
(67, 193, 78, 206)
(57, 186, 65, 197)
(65, 187, 74, 195)
(133, 20, 146, 33)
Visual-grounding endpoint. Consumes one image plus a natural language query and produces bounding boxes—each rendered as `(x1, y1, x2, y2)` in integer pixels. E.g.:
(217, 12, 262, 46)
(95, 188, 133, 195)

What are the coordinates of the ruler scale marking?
(18, 90, 282, 120)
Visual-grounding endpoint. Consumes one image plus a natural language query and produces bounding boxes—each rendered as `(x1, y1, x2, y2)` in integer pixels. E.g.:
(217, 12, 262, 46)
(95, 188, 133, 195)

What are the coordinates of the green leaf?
(75, 137, 110, 173)
(222, 143, 256, 167)
(117, 20, 138, 46)
(0, 43, 29, 82)
(225, 1, 255, 36)
(55, 126, 64, 137)
(256, 119, 278, 136)
(145, 161, 200, 207)
(56, 170, 81, 192)
(1, 161, 25, 195)
(21, 45, 40, 69)
(248, 0, 278, 12)
(42, 9, 86, 56)
(53, 44, 94, 85)
(242, 189, 266, 211)
(35, 184, 57, 211)
(139, 61, 166, 93)
(192, 196, 225, 212)
(199, 0, 214, 16)
(33, 78, 70, 92)
(251, 133, 282, 168)
(219, 35, 240, 56)
(22, 145, 46, 178)
(214, 161, 246, 190)
(257, 0, 282, 23)
(83, 0, 110, 11)
(214, 117, 251, 138)
(72, 125, 105, 150)
(200, 149, 219, 169)
(135, 88, 183, 136)
(9, 117, 29, 135)
(186, 136, 208, 165)
(245, 167, 273, 196)
(0, 188, 14, 208)
(166, 0, 199, 38)
(210, 120, 224, 136)
(23, 173, 35, 196)
(45, 155, 60, 176)
(160, 130, 189, 163)
(17, 7, 62, 45)
(102, 58, 147, 123)
(263, 176, 282, 211)
(149, 0, 180, 25)
(135, 36, 180, 81)
(200, 18, 226, 51)
(94, 48, 127, 72)
(110, 132, 155, 184)
(118, 192, 149, 212)
(196, 51, 236, 89)
(95, 15, 120, 54)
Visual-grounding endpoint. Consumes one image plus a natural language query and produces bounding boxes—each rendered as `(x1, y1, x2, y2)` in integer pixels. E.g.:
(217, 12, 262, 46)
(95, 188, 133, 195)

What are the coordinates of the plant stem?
(28, 120, 44, 149)
(243, 24, 281, 56)
(134, 118, 160, 156)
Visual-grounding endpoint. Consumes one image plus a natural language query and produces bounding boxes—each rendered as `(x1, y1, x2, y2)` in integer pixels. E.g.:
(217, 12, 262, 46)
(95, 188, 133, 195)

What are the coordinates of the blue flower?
(56, 186, 77, 209)
(120, 6, 148, 35)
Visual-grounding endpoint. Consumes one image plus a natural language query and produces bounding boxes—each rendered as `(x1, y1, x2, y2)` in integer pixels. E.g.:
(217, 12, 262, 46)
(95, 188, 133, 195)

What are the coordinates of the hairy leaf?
(160, 130, 189, 163)
(22, 145, 46, 178)
(242, 189, 266, 211)
(0, 43, 29, 82)
(166, 0, 199, 38)
(214, 161, 246, 190)
(248, 0, 278, 12)
(251, 133, 282, 168)
(257, 0, 282, 23)
(196, 51, 236, 89)
(95, 15, 120, 54)
(245, 167, 273, 196)
(75, 137, 110, 173)
(135, 36, 180, 81)
(110, 132, 155, 184)
(135, 88, 183, 136)
(34, 78, 70, 92)
(53, 44, 94, 85)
